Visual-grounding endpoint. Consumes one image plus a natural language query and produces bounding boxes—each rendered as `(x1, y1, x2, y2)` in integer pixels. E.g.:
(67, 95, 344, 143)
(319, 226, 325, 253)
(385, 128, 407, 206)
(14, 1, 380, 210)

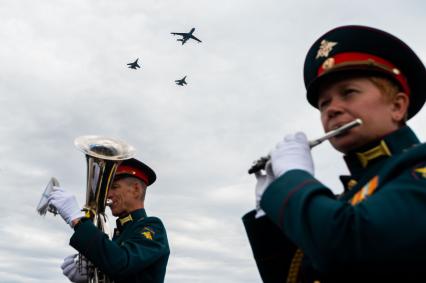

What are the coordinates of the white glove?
(254, 160, 275, 218)
(48, 186, 85, 226)
(61, 254, 88, 283)
(270, 132, 314, 178)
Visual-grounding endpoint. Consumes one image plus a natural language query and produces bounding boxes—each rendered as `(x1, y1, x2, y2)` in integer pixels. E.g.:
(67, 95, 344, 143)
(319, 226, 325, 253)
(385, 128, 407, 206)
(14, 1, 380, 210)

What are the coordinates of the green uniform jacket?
(243, 126, 426, 282)
(70, 208, 170, 283)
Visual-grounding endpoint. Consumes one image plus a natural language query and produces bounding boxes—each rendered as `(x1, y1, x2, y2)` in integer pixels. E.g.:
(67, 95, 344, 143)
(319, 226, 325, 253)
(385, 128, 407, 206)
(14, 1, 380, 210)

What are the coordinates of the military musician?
(49, 158, 170, 283)
(243, 25, 426, 282)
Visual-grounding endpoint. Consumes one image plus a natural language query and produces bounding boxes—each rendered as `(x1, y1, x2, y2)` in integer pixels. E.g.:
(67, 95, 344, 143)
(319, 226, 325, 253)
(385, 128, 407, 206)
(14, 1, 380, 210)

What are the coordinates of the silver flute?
(248, 118, 363, 174)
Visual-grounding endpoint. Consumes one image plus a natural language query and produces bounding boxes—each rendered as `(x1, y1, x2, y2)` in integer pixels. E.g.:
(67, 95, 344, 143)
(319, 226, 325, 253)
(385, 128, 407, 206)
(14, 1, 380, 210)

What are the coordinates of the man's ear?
(391, 92, 409, 123)
(130, 181, 141, 196)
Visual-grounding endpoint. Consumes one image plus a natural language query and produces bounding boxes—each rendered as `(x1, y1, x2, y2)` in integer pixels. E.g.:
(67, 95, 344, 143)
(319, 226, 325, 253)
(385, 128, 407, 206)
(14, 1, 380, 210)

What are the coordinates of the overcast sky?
(1, 1, 426, 282)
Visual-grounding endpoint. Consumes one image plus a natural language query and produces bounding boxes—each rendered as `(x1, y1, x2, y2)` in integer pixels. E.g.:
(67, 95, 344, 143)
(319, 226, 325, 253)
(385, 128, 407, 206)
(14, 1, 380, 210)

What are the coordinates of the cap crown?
(304, 25, 426, 119)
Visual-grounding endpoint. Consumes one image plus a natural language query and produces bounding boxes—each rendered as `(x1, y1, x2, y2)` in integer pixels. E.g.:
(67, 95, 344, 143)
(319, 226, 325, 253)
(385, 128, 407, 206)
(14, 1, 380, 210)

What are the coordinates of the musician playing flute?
(242, 25, 426, 282)
(48, 158, 170, 283)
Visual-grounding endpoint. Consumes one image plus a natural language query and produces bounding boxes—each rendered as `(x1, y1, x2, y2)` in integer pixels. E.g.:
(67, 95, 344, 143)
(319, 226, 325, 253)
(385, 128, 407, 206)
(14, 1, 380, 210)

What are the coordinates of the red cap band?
(116, 165, 149, 184)
(317, 52, 410, 96)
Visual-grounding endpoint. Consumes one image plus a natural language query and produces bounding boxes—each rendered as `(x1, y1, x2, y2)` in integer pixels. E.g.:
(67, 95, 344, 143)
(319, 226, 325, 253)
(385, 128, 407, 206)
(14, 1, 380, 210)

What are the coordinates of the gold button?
(347, 179, 357, 190)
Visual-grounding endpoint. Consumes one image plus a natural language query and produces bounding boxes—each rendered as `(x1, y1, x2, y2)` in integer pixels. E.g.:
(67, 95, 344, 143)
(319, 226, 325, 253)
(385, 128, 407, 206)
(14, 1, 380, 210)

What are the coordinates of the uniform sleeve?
(69, 217, 169, 279)
(242, 210, 298, 283)
(261, 168, 426, 272)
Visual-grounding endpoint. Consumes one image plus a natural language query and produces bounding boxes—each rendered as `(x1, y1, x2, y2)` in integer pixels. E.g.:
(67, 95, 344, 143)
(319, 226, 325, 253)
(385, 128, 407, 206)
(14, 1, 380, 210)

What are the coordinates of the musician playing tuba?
(242, 25, 426, 282)
(48, 157, 170, 283)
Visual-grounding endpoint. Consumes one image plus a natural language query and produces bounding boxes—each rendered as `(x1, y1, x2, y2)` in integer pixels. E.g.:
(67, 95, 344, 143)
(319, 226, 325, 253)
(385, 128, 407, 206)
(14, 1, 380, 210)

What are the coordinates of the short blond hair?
(369, 76, 408, 123)
(369, 76, 403, 101)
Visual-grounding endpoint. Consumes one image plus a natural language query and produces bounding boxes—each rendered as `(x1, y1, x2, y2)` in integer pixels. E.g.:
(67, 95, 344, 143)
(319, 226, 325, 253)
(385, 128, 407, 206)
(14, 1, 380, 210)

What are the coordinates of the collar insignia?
(316, 40, 338, 59)
(119, 214, 133, 226)
(356, 140, 391, 168)
(415, 167, 426, 178)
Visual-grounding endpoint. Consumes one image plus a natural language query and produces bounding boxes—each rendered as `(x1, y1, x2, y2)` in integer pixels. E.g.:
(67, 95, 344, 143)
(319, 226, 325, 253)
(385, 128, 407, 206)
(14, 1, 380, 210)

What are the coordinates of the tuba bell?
(74, 135, 135, 231)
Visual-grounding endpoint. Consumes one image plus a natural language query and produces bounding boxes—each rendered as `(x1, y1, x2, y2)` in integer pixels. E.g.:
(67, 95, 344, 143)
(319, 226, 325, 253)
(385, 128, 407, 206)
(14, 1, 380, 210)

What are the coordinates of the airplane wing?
(171, 32, 187, 36)
(190, 35, 202, 43)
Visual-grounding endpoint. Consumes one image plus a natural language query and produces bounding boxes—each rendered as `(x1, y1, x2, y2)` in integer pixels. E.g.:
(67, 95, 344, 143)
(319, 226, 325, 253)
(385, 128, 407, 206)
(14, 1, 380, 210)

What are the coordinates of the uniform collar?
(116, 208, 147, 231)
(343, 126, 419, 178)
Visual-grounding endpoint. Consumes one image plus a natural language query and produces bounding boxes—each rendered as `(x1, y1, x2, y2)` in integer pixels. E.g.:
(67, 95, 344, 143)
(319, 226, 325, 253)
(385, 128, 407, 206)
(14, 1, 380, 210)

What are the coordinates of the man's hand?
(61, 254, 88, 283)
(254, 161, 275, 218)
(48, 186, 84, 226)
(270, 132, 314, 178)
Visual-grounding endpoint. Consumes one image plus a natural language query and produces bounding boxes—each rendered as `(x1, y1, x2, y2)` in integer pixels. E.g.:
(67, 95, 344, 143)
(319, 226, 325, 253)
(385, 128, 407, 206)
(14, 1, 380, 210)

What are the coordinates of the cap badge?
(316, 40, 338, 59)
(322, 57, 335, 70)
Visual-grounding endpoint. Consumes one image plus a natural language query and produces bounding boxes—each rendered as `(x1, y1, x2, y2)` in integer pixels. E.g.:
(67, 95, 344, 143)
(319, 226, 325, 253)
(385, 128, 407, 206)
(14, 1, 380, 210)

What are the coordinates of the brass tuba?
(74, 135, 135, 283)
(38, 135, 135, 283)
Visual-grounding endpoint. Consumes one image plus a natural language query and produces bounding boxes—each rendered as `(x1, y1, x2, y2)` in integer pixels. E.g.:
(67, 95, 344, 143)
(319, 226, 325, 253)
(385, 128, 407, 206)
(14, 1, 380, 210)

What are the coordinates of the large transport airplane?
(171, 28, 202, 45)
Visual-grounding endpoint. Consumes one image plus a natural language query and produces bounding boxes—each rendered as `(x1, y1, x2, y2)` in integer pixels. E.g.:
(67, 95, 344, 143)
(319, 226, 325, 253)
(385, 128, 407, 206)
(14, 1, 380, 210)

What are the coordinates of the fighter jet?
(127, 58, 141, 69)
(171, 28, 202, 45)
(175, 76, 187, 86)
